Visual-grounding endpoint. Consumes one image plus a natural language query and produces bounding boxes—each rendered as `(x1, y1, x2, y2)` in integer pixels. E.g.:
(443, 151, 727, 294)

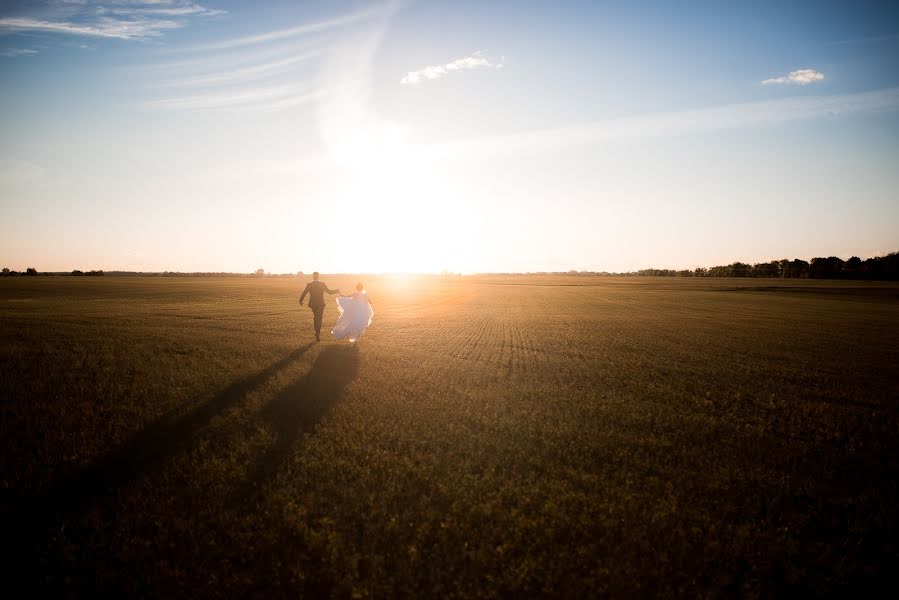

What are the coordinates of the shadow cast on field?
(239, 345, 359, 497)
(3, 343, 314, 559)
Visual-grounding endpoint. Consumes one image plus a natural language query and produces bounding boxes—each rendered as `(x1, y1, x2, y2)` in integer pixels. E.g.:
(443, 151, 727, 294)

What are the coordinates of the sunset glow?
(1, 1, 897, 273)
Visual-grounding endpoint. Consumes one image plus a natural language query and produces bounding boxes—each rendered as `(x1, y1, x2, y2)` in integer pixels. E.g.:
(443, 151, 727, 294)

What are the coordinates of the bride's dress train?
(332, 292, 374, 342)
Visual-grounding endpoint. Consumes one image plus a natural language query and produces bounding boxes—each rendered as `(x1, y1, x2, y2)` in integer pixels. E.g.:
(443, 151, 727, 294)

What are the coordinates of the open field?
(2, 275, 898, 596)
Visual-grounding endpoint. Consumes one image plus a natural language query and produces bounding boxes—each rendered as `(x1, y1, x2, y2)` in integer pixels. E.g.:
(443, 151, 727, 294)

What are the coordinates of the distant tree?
(636, 268, 676, 277)
(858, 252, 899, 280)
(1, 267, 8, 275)
(778, 259, 790, 278)
(843, 256, 862, 279)
(884, 252, 899, 280)
(779, 259, 809, 278)
(753, 261, 780, 278)
(864, 256, 884, 278)
(728, 262, 751, 277)
(25, 267, 38, 276)
(255, 268, 265, 277)
(694, 267, 708, 277)
(810, 256, 844, 279)
(71, 269, 84, 276)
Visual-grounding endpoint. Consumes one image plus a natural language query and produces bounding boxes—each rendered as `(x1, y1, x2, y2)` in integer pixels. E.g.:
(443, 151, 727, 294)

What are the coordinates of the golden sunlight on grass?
(3, 275, 898, 596)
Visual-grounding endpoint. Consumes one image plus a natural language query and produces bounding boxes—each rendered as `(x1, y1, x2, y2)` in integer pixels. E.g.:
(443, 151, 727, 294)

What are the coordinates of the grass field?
(2, 275, 898, 596)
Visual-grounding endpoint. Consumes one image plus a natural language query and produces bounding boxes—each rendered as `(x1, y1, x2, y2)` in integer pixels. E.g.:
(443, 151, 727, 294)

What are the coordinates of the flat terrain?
(2, 276, 898, 596)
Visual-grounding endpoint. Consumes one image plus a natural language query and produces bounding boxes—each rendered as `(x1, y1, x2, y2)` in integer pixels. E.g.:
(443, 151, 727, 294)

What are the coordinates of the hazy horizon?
(2, 0, 898, 274)
(4, 248, 898, 277)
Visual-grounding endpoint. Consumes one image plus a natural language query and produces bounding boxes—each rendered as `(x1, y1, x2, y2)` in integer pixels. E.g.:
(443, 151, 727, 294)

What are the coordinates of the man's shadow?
(4, 343, 316, 562)
(240, 344, 360, 495)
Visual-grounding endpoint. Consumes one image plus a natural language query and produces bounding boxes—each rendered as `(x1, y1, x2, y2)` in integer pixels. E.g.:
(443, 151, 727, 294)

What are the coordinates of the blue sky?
(1, 0, 897, 273)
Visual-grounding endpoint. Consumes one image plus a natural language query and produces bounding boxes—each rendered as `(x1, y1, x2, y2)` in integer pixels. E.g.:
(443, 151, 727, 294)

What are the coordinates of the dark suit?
(299, 280, 339, 337)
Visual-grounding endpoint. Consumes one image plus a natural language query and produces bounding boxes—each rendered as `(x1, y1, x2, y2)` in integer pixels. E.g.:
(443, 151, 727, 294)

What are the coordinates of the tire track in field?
(456, 294, 544, 382)
(510, 316, 538, 378)
(502, 300, 543, 380)
(471, 314, 499, 366)
(405, 286, 552, 386)
(443, 313, 490, 361)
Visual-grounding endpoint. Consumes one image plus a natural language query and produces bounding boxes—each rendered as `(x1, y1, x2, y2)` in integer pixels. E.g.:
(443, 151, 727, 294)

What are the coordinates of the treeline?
(633, 252, 899, 280)
(4, 252, 898, 280)
(1, 268, 104, 276)
(1, 267, 39, 276)
(510, 251, 899, 280)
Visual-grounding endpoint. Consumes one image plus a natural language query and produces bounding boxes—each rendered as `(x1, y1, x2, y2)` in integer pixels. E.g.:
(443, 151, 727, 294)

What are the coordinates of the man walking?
(299, 272, 340, 342)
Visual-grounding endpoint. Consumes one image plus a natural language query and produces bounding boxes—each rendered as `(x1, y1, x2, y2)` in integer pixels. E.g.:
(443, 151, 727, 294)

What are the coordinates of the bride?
(332, 282, 374, 342)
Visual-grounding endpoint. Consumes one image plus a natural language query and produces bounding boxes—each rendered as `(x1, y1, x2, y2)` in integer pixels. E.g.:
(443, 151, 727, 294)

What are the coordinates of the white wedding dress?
(332, 291, 374, 342)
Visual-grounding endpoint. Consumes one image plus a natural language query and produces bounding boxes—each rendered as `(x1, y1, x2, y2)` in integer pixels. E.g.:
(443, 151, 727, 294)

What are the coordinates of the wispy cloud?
(246, 89, 327, 113)
(155, 50, 319, 88)
(0, 16, 182, 40)
(144, 3, 396, 113)
(761, 68, 825, 85)
(100, 3, 226, 18)
(146, 84, 316, 110)
(1, 47, 38, 57)
(430, 87, 899, 160)
(0, 2, 224, 42)
(401, 51, 502, 85)
(216, 88, 899, 183)
(0, 157, 45, 181)
(827, 32, 899, 46)
(176, 4, 386, 52)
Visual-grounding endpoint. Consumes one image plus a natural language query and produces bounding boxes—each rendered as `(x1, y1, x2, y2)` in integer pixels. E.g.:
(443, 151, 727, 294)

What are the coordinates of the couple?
(299, 272, 374, 343)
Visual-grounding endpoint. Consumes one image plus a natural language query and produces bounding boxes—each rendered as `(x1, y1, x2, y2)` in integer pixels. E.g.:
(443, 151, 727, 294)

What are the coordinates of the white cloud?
(1, 47, 38, 57)
(401, 51, 502, 85)
(761, 68, 825, 85)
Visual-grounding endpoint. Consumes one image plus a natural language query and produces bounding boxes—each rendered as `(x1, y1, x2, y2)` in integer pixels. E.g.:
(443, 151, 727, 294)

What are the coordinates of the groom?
(299, 272, 340, 342)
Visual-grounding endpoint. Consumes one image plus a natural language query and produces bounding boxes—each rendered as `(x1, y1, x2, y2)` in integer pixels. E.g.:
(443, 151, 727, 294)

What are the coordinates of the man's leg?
(312, 306, 324, 340)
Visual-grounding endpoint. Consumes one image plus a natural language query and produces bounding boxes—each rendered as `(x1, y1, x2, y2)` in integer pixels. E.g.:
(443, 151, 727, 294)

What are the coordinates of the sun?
(322, 122, 477, 273)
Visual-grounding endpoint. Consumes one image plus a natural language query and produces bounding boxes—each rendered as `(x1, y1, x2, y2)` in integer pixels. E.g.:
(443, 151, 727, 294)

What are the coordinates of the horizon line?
(5, 249, 896, 278)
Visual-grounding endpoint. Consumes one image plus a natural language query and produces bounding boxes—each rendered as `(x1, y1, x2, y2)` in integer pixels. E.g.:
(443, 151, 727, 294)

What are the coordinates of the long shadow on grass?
(2, 343, 314, 566)
(238, 345, 359, 498)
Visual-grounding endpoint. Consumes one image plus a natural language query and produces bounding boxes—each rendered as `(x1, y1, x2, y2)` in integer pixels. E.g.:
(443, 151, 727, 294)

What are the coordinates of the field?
(2, 275, 898, 596)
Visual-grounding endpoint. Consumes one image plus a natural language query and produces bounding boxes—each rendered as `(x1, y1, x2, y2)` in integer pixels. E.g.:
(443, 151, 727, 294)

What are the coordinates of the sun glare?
(323, 122, 477, 273)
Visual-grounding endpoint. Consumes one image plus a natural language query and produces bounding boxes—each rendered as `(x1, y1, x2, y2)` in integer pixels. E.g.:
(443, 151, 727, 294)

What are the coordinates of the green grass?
(2, 276, 898, 596)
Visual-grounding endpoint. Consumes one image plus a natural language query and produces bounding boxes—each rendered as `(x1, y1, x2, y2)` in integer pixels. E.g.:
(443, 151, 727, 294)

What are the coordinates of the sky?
(1, 0, 897, 274)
